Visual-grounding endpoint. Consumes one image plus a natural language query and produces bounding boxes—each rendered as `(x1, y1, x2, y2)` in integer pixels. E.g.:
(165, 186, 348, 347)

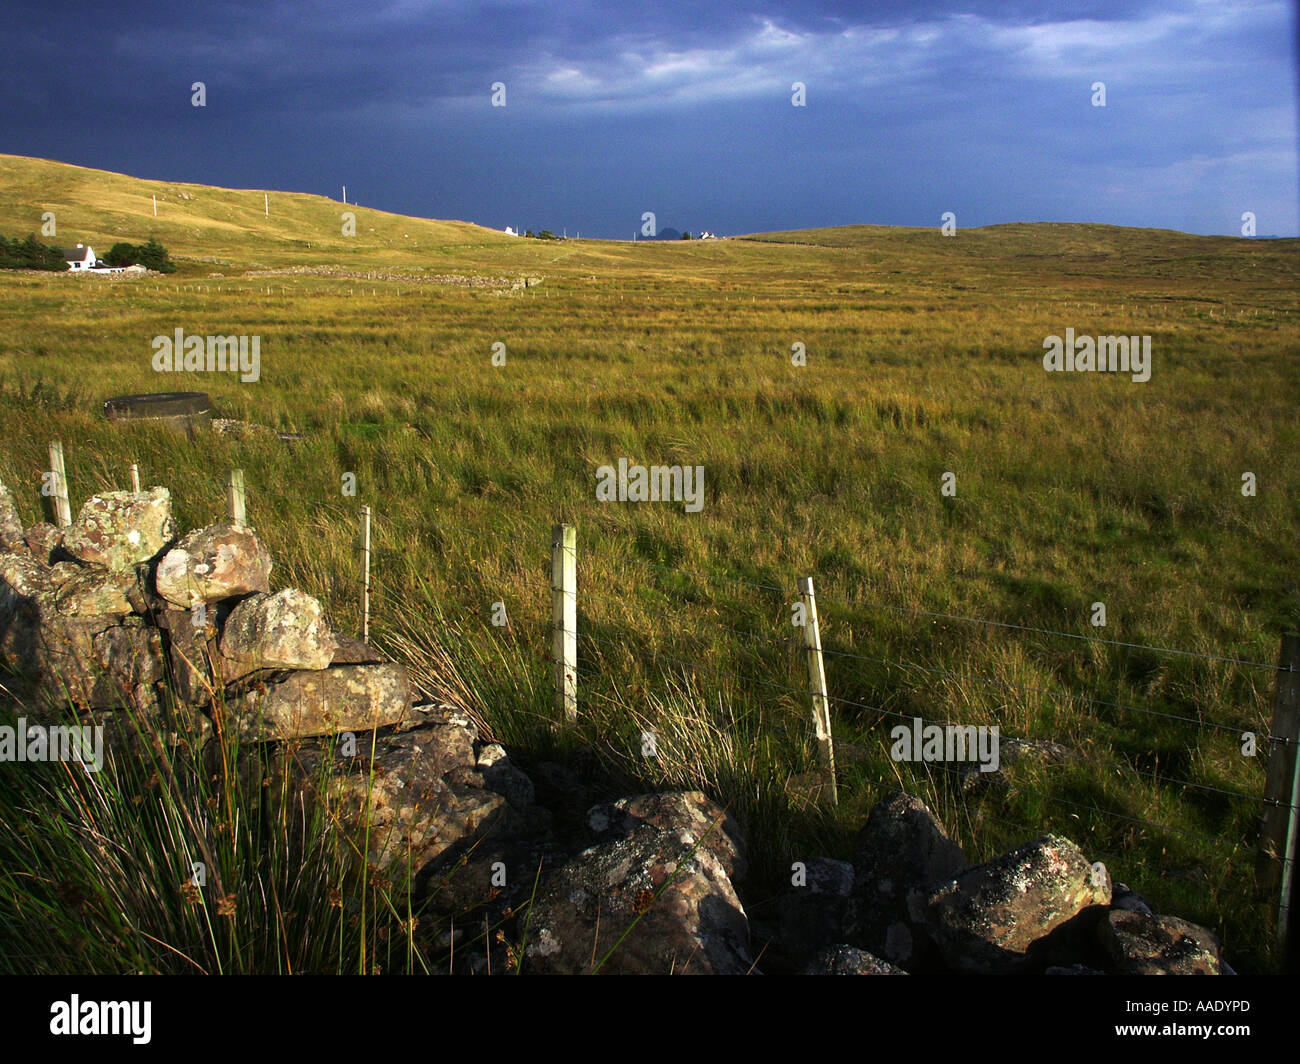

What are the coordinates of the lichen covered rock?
(225, 662, 410, 740)
(155, 523, 272, 607)
(801, 944, 907, 975)
(270, 719, 506, 871)
(851, 791, 967, 969)
(1098, 910, 1222, 975)
(220, 588, 337, 674)
(526, 791, 754, 974)
(63, 488, 175, 571)
(0, 483, 24, 551)
(53, 566, 136, 616)
(912, 834, 1111, 974)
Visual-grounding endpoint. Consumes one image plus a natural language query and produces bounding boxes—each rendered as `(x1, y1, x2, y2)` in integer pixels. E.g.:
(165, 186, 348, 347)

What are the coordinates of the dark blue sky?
(3, 0, 1296, 237)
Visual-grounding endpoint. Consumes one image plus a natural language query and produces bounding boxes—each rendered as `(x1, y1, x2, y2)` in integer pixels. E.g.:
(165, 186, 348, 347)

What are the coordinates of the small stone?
(24, 523, 63, 564)
(0, 483, 25, 551)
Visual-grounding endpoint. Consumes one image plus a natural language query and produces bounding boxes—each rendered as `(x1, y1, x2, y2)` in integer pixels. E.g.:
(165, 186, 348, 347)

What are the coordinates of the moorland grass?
(0, 156, 1297, 971)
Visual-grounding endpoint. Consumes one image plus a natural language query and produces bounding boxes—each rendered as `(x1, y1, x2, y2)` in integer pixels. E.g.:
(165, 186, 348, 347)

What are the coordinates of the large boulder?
(63, 489, 175, 571)
(224, 662, 411, 741)
(154, 524, 272, 607)
(525, 791, 754, 975)
(585, 791, 747, 880)
(1098, 911, 1223, 975)
(851, 792, 967, 969)
(269, 717, 506, 872)
(911, 834, 1111, 974)
(220, 589, 338, 674)
(0, 483, 24, 551)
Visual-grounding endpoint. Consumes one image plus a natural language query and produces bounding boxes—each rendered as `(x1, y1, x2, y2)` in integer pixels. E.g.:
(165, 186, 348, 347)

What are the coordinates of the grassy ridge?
(0, 152, 512, 268)
(0, 155, 1298, 971)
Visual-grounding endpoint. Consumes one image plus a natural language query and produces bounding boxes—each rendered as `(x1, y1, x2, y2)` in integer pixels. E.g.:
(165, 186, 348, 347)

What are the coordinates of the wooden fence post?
(226, 469, 246, 525)
(361, 505, 372, 644)
(47, 441, 71, 527)
(129, 462, 140, 493)
(1259, 633, 1300, 966)
(798, 576, 838, 806)
(551, 523, 577, 723)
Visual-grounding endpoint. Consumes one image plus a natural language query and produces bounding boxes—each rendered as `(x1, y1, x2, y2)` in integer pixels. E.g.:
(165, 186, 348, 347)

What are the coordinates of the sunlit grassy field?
(1, 155, 1298, 972)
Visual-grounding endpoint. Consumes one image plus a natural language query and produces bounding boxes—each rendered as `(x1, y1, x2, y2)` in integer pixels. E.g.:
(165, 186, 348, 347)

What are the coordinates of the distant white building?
(62, 244, 96, 270)
(504, 226, 518, 236)
(699, 231, 717, 240)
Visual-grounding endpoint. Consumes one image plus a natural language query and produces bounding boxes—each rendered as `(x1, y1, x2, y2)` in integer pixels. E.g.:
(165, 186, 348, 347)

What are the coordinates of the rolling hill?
(3, 153, 1296, 285)
(0, 153, 515, 269)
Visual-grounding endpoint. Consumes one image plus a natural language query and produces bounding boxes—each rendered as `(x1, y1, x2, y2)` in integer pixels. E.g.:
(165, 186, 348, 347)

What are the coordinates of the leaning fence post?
(1259, 633, 1300, 964)
(226, 469, 246, 525)
(798, 576, 838, 806)
(129, 462, 140, 493)
(361, 505, 372, 644)
(551, 523, 577, 723)
(47, 441, 72, 527)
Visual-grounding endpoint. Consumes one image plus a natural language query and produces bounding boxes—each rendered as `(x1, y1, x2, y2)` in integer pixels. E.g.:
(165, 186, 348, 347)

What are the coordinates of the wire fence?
(5, 445, 1297, 965)
(241, 478, 1297, 958)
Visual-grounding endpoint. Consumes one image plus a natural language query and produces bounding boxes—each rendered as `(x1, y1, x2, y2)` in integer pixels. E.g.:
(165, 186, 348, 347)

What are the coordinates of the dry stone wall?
(0, 481, 1233, 975)
(0, 482, 406, 743)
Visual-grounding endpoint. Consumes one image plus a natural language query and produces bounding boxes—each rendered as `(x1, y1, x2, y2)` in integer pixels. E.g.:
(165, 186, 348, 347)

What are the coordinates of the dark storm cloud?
(0, 0, 1294, 236)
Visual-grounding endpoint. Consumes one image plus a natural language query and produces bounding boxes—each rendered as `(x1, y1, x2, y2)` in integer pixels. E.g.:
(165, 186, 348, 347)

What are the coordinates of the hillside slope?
(3, 153, 1296, 285)
(0, 153, 515, 269)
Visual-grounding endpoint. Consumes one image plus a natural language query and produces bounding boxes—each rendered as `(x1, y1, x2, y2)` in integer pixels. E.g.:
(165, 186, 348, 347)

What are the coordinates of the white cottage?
(62, 244, 96, 271)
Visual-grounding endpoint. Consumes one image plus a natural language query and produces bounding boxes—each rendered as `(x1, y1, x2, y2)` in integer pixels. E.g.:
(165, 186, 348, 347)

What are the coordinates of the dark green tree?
(137, 237, 176, 273)
(0, 233, 67, 270)
(103, 242, 140, 268)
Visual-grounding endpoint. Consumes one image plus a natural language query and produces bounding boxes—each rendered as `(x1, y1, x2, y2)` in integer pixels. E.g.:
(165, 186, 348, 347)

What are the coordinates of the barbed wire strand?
(553, 623, 1297, 818)
(819, 643, 1282, 745)
(547, 614, 1289, 813)
(811, 589, 1284, 672)
(580, 536, 1284, 671)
